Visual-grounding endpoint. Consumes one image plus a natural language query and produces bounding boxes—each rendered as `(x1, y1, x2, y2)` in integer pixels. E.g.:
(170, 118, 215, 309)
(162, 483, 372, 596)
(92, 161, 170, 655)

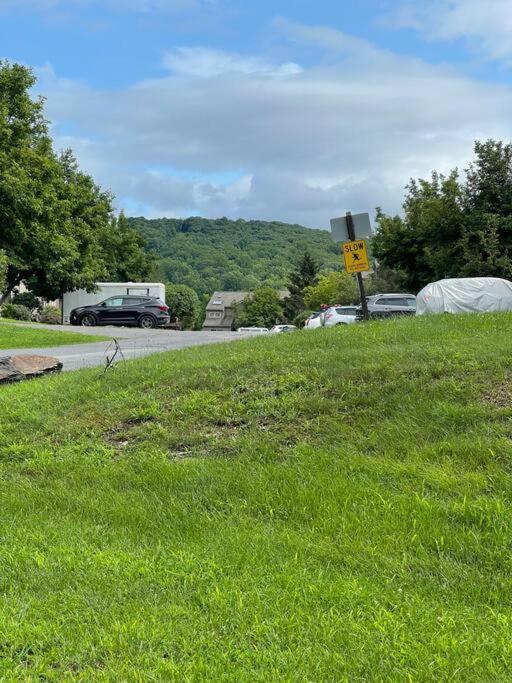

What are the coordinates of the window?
(123, 297, 144, 306)
(209, 311, 222, 318)
(375, 297, 399, 307)
(336, 307, 357, 315)
(405, 298, 417, 309)
(104, 297, 123, 307)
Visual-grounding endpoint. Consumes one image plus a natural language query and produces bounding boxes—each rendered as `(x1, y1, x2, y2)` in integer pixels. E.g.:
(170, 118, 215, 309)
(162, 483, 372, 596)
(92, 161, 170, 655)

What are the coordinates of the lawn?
(0, 321, 108, 349)
(1, 314, 512, 679)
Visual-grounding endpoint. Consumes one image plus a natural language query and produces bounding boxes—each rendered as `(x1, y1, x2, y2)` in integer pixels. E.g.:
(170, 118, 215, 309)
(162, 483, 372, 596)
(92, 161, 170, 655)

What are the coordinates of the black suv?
(356, 293, 416, 321)
(70, 296, 170, 329)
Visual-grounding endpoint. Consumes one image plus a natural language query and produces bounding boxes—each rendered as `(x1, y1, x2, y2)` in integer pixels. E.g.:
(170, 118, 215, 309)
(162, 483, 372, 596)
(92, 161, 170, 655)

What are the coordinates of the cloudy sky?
(3, 0, 512, 228)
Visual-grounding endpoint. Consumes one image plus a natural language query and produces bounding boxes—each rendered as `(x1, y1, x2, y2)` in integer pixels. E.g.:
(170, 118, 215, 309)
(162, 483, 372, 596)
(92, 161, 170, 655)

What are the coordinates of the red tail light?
(159, 305, 169, 312)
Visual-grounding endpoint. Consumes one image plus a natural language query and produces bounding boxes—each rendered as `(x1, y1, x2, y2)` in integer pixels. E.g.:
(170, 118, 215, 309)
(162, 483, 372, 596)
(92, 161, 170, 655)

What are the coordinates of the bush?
(293, 310, 313, 328)
(12, 291, 40, 311)
(39, 305, 61, 325)
(165, 284, 200, 329)
(1, 303, 32, 321)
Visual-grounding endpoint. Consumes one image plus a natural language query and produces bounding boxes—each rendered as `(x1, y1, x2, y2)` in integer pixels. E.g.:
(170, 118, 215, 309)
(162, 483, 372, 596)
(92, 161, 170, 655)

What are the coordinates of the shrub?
(293, 310, 313, 328)
(12, 291, 41, 311)
(39, 305, 61, 325)
(1, 303, 32, 321)
(165, 284, 200, 329)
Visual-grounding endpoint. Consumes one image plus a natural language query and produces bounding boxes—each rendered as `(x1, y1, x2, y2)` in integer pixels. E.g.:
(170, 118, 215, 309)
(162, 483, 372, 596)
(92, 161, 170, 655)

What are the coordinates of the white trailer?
(61, 282, 166, 324)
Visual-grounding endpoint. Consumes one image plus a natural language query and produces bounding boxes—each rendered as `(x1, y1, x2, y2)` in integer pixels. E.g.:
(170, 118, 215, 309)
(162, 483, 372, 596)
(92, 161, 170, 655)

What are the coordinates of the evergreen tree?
(284, 251, 319, 320)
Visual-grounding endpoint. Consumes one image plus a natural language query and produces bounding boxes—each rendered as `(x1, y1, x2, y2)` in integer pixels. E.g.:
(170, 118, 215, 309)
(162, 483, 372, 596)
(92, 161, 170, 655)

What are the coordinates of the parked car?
(355, 294, 416, 321)
(305, 311, 324, 329)
(70, 295, 170, 329)
(270, 324, 297, 334)
(237, 327, 269, 334)
(323, 306, 358, 327)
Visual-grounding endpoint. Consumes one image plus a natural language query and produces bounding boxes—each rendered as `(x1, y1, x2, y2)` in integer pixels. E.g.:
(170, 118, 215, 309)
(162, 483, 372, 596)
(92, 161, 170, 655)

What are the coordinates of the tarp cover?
(416, 277, 512, 315)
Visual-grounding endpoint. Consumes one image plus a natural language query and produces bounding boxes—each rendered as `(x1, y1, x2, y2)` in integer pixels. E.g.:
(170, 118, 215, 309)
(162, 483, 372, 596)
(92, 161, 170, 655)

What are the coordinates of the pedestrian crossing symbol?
(342, 239, 370, 274)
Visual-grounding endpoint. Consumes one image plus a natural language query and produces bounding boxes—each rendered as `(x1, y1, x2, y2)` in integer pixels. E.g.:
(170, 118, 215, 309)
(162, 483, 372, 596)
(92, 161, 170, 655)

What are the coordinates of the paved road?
(2, 324, 246, 371)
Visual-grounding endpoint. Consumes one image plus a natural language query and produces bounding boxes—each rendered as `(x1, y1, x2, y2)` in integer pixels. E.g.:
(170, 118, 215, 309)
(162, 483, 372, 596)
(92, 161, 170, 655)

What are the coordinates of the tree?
(101, 211, 154, 284)
(234, 287, 283, 328)
(0, 250, 7, 296)
(0, 61, 151, 301)
(372, 171, 464, 291)
(372, 140, 512, 290)
(284, 251, 319, 320)
(165, 284, 200, 329)
(304, 271, 358, 310)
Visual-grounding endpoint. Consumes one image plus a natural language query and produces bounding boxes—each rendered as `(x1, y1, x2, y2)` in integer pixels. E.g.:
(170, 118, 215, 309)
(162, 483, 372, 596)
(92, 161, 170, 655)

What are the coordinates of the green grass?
(0, 322, 108, 349)
(1, 314, 512, 679)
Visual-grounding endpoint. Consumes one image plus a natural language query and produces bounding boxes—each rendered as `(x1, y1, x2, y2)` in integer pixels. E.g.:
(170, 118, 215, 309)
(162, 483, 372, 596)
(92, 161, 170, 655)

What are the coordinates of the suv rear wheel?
(138, 314, 156, 329)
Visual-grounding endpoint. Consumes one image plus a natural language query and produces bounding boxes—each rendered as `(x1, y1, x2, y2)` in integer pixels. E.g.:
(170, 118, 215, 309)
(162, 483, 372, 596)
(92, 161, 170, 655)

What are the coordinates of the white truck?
(61, 282, 166, 324)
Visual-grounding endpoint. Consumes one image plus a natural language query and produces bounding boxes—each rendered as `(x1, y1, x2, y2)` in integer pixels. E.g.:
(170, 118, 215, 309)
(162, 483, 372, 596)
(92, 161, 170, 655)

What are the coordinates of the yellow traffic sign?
(342, 239, 370, 273)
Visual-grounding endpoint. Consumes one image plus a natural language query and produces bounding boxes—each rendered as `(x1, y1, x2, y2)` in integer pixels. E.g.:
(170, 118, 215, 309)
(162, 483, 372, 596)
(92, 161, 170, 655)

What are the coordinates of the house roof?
(206, 291, 249, 309)
(205, 289, 290, 310)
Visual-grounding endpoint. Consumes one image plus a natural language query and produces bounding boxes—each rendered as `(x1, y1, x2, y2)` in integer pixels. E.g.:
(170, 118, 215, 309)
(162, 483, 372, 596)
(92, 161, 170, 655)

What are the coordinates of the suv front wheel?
(80, 313, 97, 327)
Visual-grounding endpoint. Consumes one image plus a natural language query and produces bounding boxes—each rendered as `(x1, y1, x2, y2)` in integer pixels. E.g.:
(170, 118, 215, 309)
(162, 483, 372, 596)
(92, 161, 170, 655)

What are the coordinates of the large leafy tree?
(304, 271, 358, 310)
(235, 287, 284, 329)
(372, 140, 512, 291)
(0, 61, 151, 301)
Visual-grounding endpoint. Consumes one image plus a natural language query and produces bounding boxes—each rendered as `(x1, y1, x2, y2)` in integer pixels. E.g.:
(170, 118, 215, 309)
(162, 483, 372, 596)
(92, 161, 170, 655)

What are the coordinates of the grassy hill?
(1, 314, 512, 678)
(128, 216, 340, 296)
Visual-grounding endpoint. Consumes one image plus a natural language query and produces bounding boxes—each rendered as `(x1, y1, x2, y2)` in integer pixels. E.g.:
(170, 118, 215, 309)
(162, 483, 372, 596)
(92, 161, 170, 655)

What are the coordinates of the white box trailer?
(61, 282, 166, 324)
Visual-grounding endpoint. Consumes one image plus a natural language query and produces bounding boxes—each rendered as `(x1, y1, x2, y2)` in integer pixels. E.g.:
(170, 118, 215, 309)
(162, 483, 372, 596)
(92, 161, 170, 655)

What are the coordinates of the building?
(203, 291, 249, 331)
(203, 290, 290, 331)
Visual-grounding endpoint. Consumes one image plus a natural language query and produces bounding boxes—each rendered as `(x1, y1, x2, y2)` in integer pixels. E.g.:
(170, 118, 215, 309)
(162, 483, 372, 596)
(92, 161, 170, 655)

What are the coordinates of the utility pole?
(345, 211, 369, 321)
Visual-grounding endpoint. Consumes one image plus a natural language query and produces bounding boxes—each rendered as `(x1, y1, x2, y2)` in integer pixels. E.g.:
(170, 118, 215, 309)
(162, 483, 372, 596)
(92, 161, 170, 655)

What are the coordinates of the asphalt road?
(2, 324, 246, 371)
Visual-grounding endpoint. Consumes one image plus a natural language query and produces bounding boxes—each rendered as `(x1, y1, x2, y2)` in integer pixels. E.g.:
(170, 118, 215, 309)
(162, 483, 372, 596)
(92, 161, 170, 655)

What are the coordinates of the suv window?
(404, 298, 417, 308)
(336, 307, 357, 315)
(375, 297, 404, 307)
(104, 297, 123, 307)
(122, 297, 144, 306)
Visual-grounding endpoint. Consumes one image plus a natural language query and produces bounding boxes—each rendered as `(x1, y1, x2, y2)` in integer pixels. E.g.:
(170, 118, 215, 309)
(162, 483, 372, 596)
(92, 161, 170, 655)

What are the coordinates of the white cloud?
(33, 27, 512, 227)
(163, 47, 301, 78)
(389, 0, 512, 66)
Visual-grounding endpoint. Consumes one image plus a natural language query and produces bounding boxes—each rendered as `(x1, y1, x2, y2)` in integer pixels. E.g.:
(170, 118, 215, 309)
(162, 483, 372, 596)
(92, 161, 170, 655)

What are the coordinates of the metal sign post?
(345, 212, 369, 321)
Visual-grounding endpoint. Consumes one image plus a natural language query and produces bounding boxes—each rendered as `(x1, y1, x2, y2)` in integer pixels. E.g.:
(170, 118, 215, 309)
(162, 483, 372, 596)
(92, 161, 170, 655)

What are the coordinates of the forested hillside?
(128, 216, 340, 296)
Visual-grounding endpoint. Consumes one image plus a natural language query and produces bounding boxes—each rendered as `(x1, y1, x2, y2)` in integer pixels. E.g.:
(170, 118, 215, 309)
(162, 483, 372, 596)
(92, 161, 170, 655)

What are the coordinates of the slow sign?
(342, 239, 370, 274)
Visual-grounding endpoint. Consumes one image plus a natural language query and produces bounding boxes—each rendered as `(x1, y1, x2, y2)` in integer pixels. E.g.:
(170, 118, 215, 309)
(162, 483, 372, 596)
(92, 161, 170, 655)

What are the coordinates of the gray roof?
(206, 291, 249, 309)
(206, 289, 290, 310)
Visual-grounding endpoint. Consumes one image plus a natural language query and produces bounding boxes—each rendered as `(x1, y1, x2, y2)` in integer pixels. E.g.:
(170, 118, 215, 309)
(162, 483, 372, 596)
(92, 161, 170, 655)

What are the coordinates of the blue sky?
(2, 0, 512, 227)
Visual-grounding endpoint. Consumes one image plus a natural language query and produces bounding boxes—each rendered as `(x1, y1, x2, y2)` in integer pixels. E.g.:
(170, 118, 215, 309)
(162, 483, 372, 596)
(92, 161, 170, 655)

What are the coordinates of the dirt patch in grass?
(104, 415, 157, 447)
(482, 382, 512, 408)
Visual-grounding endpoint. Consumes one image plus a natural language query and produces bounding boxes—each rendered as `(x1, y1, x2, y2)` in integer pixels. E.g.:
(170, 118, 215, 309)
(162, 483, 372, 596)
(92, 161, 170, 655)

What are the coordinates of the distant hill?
(128, 216, 340, 297)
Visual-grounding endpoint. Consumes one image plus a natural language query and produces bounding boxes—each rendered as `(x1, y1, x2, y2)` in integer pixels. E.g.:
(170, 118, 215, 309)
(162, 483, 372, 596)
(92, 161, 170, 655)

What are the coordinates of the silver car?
(356, 294, 416, 321)
(323, 306, 358, 327)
